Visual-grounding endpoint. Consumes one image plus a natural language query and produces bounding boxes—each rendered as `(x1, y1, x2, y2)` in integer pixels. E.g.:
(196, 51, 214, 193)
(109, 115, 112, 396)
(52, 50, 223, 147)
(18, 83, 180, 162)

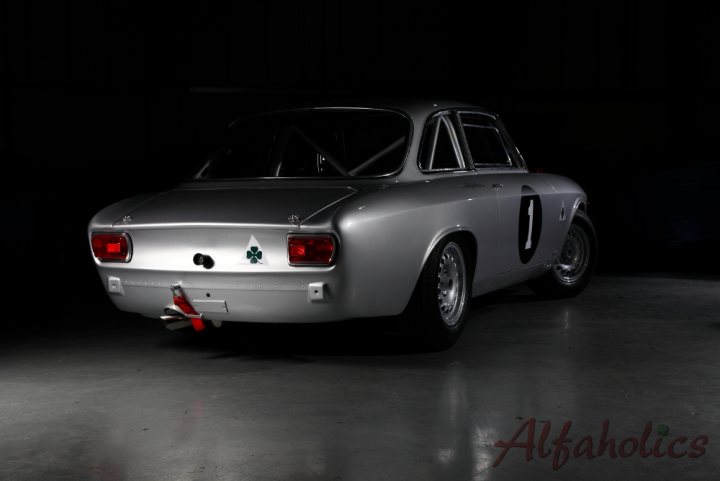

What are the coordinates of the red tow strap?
(190, 318, 205, 332)
(172, 287, 205, 332)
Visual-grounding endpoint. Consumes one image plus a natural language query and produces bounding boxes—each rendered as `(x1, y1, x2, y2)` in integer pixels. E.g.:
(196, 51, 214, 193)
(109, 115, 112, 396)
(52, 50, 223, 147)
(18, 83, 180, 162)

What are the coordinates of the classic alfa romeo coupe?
(89, 101, 597, 348)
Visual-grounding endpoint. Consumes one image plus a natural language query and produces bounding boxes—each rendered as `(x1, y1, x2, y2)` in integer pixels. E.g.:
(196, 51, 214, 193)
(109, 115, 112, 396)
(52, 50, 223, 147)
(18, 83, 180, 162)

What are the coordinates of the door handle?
(492, 183, 503, 190)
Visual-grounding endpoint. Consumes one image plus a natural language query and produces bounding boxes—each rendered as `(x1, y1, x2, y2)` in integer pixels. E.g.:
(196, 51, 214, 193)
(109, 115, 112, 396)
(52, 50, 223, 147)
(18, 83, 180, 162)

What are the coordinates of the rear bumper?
(97, 267, 355, 323)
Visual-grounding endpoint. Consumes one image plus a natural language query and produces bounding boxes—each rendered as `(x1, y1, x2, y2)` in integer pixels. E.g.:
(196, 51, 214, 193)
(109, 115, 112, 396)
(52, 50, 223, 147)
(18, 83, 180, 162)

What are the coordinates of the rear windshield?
(197, 109, 411, 179)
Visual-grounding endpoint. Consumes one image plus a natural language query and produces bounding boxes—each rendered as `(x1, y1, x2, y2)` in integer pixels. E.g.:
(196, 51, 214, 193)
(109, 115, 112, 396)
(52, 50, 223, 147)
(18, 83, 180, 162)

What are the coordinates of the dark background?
(1, 1, 718, 312)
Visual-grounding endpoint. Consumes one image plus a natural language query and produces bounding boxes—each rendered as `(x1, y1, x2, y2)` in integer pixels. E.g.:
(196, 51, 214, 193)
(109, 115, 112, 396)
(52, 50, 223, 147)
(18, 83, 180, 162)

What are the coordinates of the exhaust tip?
(162, 289, 210, 332)
(160, 316, 192, 331)
(161, 307, 193, 331)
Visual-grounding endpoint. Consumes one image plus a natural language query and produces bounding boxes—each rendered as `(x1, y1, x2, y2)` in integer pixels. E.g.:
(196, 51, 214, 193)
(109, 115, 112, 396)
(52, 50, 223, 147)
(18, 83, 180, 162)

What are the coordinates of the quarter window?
(459, 114, 511, 166)
(419, 114, 466, 172)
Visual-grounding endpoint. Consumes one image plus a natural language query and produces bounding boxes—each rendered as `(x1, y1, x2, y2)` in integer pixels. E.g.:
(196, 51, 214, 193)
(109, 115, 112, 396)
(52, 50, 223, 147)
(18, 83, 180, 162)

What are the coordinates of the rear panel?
(92, 225, 350, 323)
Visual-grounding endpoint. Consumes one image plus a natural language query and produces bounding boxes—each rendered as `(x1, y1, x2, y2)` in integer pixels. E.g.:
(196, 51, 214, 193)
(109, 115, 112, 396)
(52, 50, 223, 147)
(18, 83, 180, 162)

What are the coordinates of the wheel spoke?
(552, 224, 590, 285)
(435, 242, 467, 327)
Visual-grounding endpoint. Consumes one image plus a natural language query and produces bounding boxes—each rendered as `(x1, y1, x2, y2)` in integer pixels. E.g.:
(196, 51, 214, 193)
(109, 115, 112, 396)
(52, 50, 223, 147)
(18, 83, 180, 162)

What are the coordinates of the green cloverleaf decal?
(246, 246, 263, 264)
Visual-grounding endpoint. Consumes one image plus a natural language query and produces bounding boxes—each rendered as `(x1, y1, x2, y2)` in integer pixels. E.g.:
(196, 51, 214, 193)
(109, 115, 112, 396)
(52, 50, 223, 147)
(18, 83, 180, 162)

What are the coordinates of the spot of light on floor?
(442, 361, 468, 424)
(472, 426, 498, 480)
(437, 447, 455, 464)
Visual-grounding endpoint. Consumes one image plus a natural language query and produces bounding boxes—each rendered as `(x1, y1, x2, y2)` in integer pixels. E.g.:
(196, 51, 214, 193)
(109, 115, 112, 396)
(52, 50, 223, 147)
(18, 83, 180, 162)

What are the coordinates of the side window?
(459, 113, 512, 166)
(419, 114, 465, 172)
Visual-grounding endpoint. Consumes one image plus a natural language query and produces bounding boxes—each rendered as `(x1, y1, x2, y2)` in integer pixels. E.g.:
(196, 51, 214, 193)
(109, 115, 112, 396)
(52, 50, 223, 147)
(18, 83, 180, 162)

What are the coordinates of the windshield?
(196, 108, 411, 179)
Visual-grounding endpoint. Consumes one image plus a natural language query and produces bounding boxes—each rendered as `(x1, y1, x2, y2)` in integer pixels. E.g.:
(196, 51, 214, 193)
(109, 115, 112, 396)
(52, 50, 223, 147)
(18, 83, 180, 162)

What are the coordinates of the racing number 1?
(518, 186, 542, 264)
(524, 199, 534, 250)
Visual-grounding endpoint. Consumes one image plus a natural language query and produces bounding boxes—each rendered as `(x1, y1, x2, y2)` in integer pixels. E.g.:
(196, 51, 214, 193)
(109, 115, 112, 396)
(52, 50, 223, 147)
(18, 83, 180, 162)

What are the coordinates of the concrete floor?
(1, 275, 718, 481)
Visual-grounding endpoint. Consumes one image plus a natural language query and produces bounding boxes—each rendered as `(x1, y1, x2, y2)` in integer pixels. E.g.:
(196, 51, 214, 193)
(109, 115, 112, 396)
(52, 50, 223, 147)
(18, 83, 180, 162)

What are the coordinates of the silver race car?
(89, 101, 597, 348)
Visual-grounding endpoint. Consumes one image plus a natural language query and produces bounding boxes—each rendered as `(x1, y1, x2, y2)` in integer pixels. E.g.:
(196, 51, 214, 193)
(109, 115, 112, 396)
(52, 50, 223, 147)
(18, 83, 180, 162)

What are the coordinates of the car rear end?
(88, 106, 412, 329)
(88, 186, 352, 328)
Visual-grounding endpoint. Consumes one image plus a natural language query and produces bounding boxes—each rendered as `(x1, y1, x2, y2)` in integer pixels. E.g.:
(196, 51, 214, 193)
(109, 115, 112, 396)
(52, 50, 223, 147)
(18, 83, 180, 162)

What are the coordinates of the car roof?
(359, 99, 494, 118)
(244, 100, 496, 120)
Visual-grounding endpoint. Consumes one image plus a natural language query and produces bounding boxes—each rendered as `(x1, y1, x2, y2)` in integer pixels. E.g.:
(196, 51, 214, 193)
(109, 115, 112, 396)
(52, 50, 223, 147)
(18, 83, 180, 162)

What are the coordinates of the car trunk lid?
(115, 186, 356, 228)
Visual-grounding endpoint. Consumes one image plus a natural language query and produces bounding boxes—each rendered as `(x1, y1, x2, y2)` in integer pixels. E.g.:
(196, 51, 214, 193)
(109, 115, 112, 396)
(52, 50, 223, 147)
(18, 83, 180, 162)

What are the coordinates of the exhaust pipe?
(160, 307, 193, 331)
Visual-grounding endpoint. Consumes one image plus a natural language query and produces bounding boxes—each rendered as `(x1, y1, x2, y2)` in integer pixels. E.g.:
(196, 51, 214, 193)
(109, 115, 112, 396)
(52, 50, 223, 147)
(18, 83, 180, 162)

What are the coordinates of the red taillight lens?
(91, 233, 131, 262)
(288, 235, 336, 266)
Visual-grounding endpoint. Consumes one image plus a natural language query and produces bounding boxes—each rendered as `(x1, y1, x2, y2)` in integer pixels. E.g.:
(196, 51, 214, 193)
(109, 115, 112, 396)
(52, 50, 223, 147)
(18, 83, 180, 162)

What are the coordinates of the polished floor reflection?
(1, 275, 718, 480)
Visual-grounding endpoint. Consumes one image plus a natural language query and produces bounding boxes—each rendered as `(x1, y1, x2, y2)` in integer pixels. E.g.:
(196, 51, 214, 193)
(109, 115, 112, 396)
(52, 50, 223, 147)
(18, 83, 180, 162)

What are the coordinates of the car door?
(455, 111, 554, 277)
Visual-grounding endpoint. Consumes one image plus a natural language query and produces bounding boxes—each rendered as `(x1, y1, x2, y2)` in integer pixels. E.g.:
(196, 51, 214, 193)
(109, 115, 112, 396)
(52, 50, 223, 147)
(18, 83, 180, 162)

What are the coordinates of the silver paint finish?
(111, 186, 356, 228)
(89, 101, 589, 324)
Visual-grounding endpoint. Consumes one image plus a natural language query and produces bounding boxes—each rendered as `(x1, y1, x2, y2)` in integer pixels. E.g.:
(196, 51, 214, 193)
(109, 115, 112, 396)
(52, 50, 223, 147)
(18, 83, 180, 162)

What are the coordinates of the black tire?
(405, 237, 472, 350)
(528, 210, 598, 298)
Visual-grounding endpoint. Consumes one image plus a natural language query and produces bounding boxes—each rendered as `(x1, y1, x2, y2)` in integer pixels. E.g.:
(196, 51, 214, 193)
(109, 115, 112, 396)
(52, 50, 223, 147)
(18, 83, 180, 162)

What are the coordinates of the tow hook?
(162, 284, 206, 332)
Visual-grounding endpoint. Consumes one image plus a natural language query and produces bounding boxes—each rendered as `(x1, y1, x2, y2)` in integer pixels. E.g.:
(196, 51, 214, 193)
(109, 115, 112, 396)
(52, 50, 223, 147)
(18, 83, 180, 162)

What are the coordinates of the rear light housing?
(288, 235, 336, 266)
(91, 233, 132, 262)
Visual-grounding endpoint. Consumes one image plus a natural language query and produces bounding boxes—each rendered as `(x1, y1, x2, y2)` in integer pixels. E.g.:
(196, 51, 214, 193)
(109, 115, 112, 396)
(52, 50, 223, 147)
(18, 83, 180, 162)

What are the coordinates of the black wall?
(1, 1, 718, 309)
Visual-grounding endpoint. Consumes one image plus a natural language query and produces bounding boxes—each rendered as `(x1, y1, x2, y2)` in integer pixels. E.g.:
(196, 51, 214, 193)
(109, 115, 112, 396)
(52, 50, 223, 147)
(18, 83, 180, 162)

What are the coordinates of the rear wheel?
(529, 210, 597, 298)
(407, 238, 472, 350)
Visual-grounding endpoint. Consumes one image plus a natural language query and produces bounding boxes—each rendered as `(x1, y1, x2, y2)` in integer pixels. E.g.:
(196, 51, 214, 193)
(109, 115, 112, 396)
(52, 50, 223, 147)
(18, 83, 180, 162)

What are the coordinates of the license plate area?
(191, 300, 228, 313)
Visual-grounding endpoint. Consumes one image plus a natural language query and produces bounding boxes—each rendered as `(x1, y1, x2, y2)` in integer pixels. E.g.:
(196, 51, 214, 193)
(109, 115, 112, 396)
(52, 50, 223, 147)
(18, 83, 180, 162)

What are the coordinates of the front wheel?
(407, 238, 472, 350)
(528, 210, 598, 298)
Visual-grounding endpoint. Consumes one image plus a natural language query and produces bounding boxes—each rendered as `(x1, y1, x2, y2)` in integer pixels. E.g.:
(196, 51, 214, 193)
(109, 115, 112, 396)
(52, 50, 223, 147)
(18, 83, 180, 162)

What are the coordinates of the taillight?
(288, 235, 336, 266)
(91, 233, 132, 262)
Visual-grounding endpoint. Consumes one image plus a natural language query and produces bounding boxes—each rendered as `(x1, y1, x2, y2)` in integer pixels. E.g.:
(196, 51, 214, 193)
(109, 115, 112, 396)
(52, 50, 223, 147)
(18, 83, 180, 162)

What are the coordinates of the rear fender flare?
(418, 227, 477, 284)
